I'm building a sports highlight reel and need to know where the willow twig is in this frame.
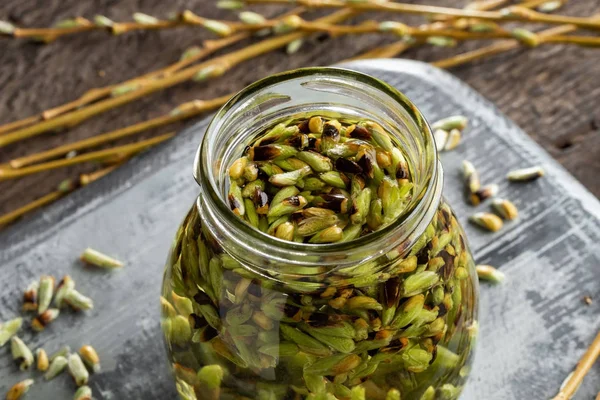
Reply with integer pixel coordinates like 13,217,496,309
7,13,238,42
243,0,600,31
520,0,568,10
0,34,243,135
348,0,527,60
11,20,98,43
0,133,175,181
2,0,585,44
0,189,65,227
292,19,600,46
551,330,600,400
0,7,304,135
432,14,598,69
0,9,353,149
41,33,247,121
8,95,231,168
0,116,41,135
79,163,122,185
4,8,304,42
0,163,121,227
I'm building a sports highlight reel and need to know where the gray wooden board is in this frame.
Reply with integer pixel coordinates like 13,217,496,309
0,59,598,399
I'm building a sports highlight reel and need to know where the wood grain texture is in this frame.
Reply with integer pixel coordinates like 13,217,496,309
0,0,598,222
0,59,598,400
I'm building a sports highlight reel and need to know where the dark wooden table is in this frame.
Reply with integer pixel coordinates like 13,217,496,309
0,0,599,219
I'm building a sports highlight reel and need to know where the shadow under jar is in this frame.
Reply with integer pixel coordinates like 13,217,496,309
161,68,478,400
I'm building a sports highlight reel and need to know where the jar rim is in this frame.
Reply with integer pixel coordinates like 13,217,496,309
195,67,440,260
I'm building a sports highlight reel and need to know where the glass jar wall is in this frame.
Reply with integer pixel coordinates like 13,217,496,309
160,68,478,400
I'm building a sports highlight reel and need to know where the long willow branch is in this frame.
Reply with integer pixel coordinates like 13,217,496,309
0,34,244,135
243,0,600,31
0,189,65,227
0,7,304,135
551,330,600,400
0,164,119,227
432,13,599,69
41,33,246,120
9,95,231,168
6,13,244,42
4,7,302,42
0,133,175,181
0,9,355,149
79,163,123,185
0,116,41,136
346,0,557,61
291,20,600,47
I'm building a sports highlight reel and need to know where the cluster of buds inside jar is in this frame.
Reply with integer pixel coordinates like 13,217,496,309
161,116,478,400
226,116,414,244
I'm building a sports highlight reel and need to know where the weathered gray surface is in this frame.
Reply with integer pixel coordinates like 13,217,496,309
0,60,598,399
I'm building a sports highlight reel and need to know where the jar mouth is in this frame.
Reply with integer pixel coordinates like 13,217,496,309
195,67,440,266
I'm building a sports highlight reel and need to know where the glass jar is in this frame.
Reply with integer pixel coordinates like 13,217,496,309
161,68,478,400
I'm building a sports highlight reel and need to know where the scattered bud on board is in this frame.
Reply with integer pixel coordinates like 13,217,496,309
462,160,481,199
470,184,498,206
80,248,123,268
0,317,23,347
73,386,93,400
22,281,39,312
79,345,101,373
64,289,94,311
491,198,519,220
54,275,75,308
507,166,544,182
32,309,60,332
432,115,468,131
68,353,89,386
476,265,505,284
36,348,49,372
5,379,34,400
45,356,68,380
49,346,70,362
433,129,449,152
443,129,461,151
37,275,55,314
11,336,34,370
469,212,503,232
